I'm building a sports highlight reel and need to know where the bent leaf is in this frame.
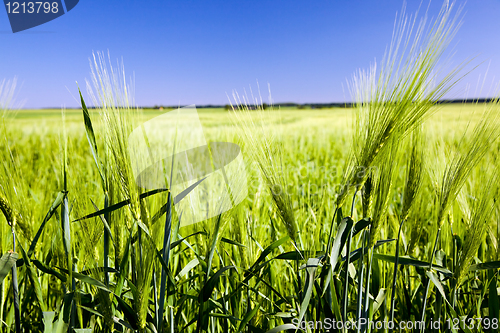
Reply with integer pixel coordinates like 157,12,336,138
0,251,18,285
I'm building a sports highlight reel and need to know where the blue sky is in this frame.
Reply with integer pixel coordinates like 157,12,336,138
1,0,500,108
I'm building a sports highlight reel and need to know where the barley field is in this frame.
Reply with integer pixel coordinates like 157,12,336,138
2,1,500,332
1,101,499,332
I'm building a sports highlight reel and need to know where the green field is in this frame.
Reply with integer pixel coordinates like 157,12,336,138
9,103,486,138
1,102,500,332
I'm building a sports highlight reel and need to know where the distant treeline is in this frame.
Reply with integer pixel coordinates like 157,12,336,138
41,98,498,110
145,98,495,110
145,98,498,110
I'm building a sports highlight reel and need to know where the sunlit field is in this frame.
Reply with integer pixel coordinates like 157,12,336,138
1,101,500,332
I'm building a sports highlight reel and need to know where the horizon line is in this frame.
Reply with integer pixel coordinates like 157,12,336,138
18,97,499,110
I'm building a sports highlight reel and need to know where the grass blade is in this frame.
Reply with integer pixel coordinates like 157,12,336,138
265,324,299,333
237,303,260,333
28,191,65,257
0,251,18,284
298,258,321,323
79,88,105,190
200,265,235,302
73,188,168,222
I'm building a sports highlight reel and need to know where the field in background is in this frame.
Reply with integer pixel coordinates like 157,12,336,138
10,103,487,132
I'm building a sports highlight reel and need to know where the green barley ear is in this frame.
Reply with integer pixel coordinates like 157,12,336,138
230,88,298,243
406,212,425,256
0,194,15,227
0,79,32,240
0,78,18,226
336,155,355,208
436,100,500,228
454,170,498,286
86,51,141,226
361,172,373,218
339,0,465,206
401,129,425,221
369,142,397,247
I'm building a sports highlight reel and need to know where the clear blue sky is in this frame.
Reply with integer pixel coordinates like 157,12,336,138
1,0,500,108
